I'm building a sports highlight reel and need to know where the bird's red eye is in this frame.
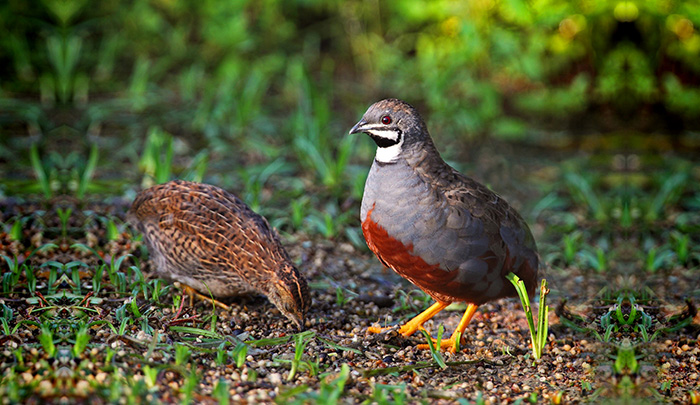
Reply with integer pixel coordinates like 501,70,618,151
381,115,392,125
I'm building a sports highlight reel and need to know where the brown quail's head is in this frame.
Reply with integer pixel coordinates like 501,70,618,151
266,263,311,331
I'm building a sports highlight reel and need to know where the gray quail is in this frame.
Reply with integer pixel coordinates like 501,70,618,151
350,98,539,352
127,180,311,330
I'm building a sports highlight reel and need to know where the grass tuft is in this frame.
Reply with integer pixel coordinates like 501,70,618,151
420,325,447,369
507,274,549,361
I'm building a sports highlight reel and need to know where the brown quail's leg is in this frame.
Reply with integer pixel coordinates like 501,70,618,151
177,283,231,311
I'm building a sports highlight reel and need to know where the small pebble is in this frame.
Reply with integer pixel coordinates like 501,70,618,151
75,380,90,395
269,373,282,385
39,380,52,393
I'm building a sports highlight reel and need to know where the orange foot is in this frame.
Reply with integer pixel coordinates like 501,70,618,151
417,331,464,353
367,302,479,353
367,301,448,336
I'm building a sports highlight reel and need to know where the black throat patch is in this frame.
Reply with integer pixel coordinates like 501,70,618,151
369,128,402,148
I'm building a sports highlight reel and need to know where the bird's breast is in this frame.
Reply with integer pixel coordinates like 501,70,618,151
360,160,461,301
361,204,458,300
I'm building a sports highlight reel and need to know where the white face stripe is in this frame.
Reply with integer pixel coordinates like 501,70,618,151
365,127,401,142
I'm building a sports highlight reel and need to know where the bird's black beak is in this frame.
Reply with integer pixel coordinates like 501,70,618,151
349,119,368,135
293,315,306,332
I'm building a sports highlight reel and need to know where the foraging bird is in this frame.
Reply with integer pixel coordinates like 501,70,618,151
350,99,538,352
127,180,311,330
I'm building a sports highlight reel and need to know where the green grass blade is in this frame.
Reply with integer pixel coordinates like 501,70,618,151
169,326,223,339
29,143,51,198
77,143,99,199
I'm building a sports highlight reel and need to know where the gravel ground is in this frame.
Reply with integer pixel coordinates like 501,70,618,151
1,142,699,403
2,220,698,404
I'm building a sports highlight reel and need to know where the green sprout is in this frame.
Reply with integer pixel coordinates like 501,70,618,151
317,364,351,404
420,324,447,369
174,343,190,366
506,274,549,361
213,380,230,405
287,330,315,381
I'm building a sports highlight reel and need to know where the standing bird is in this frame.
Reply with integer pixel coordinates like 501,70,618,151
127,180,311,330
350,99,538,352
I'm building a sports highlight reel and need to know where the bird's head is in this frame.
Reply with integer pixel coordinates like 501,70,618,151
267,265,311,331
349,98,430,164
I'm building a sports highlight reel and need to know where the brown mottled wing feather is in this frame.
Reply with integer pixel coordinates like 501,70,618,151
128,180,291,297
425,164,538,302
443,169,539,299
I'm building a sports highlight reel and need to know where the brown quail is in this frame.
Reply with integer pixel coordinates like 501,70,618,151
350,99,539,352
127,180,311,330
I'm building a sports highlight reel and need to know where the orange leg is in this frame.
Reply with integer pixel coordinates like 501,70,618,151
368,301,449,336
417,303,479,353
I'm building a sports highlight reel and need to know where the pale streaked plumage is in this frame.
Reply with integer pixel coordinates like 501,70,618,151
127,180,311,329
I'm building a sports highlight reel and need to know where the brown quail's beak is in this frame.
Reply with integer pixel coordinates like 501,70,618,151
291,314,305,332
297,316,306,332
349,119,369,135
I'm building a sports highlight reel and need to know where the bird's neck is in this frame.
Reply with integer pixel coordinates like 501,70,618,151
404,138,450,173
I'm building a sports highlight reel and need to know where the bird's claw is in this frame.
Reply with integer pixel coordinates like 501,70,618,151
416,335,464,353
366,324,398,336
367,324,428,337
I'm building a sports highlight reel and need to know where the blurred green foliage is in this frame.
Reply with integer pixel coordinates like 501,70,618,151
2,0,700,135
1,0,700,228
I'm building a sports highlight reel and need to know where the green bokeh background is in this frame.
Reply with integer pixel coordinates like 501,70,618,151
3,0,700,146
